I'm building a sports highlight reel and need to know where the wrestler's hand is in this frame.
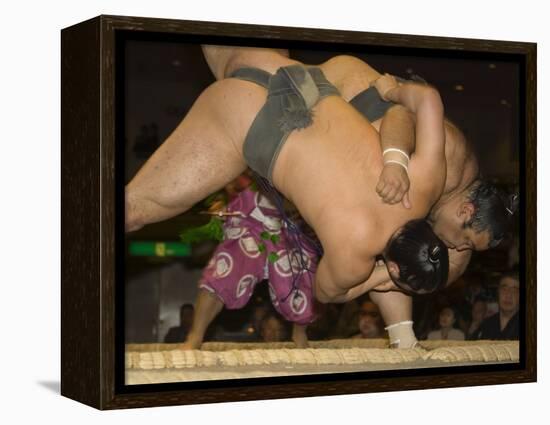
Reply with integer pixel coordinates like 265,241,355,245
376,163,411,208
373,73,399,101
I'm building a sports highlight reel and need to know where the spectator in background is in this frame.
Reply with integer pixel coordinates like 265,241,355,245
427,306,465,341
164,303,195,343
463,273,490,306
242,302,270,340
306,303,342,340
414,292,451,340
472,271,519,340
332,299,361,339
260,313,288,343
353,299,385,339
209,300,271,343
465,298,488,340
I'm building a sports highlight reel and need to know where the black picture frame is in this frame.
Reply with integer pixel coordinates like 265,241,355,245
61,14,536,410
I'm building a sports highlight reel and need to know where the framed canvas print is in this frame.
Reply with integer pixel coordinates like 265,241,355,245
61,14,536,410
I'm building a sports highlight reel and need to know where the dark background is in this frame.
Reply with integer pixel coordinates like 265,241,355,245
124,40,520,343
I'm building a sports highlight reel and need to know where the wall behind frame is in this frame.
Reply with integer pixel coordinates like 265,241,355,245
2,0,545,424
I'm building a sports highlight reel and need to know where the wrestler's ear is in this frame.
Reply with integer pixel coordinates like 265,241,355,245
458,201,475,223
387,261,400,280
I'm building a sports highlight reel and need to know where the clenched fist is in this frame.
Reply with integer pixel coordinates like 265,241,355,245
376,162,411,208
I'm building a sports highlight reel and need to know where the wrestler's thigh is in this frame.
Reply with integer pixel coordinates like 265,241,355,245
127,79,265,213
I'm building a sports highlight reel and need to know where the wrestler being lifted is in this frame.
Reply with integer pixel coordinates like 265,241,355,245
199,45,515,347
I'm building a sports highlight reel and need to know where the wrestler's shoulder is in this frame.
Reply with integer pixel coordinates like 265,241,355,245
321,209,380,257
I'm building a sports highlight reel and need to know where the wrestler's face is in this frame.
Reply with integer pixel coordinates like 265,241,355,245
430,201,491,251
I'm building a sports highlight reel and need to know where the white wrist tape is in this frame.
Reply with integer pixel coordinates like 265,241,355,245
383,149,409,172
383,159,408,172
383,148,410,162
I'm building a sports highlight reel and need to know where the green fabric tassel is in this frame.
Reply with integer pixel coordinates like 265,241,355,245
179,217,225,244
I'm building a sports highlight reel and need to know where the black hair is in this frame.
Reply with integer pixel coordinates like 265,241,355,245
385,219,449,294
465,180,518,248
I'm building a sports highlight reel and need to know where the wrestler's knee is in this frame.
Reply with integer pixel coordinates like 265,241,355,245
125,189,145,233
125,186,191,233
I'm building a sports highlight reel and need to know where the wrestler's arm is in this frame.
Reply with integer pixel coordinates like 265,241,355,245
314,249,392,304
376,105,415,208
381,76,447,200
313,224,379,306
374,75,446,208
332,263,393,303
366,251,469,349
321,57,416,208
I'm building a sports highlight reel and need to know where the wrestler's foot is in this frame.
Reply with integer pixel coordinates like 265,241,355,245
293,338,309,349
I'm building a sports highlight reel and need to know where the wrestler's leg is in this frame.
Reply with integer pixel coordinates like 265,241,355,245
291,324,309,348
369,290,418,348
125,79,262,232
181,289,224,350
201,45,293,81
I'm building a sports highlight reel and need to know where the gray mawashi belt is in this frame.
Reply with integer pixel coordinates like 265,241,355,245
230,65,339,181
